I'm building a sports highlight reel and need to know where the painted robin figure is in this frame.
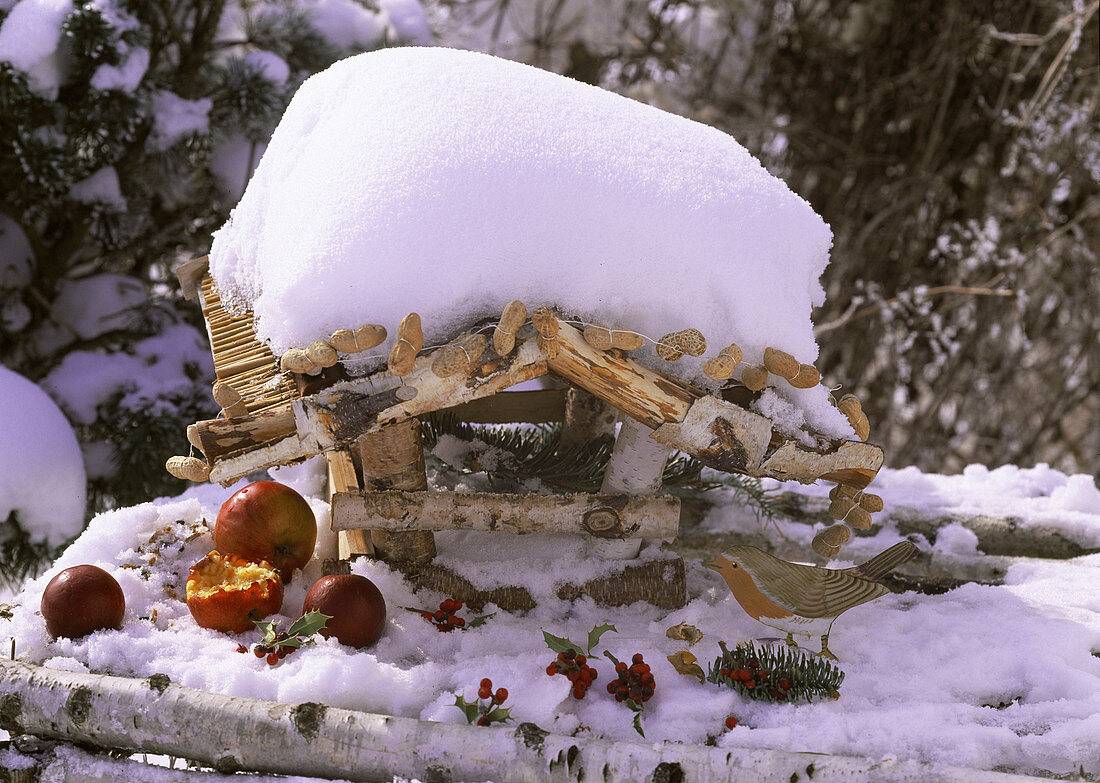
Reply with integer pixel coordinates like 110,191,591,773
703,541,918,659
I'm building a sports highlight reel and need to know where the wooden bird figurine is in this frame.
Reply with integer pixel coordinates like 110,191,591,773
703,541,919,660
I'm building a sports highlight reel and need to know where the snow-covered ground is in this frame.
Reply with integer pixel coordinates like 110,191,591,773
2,455,1097,778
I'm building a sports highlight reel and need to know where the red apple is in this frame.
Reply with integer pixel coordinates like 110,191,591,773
215,481,316,580
41,565,125,639
302,575,386,648
186,551,284,633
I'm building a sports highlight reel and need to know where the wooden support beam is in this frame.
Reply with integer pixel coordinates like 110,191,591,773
441,388,567,423
331,490,680,539
357,419,434,568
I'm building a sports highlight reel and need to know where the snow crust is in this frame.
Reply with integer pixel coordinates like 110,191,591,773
1,458,1097,777
210,47,840,425
0,367,86,545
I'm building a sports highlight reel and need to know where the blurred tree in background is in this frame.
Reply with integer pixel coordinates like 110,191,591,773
0,0,429,523
432,0,1099,475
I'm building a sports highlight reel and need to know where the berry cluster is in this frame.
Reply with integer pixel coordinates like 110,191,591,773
604,652,655,706
422,599,466,632
707,640,843,703
454,678,512,726
717,657,792,700
235,630,298,666
546,648,598,700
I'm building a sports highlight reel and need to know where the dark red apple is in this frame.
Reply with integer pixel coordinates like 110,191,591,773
303,575,386,648
215,481,316,579
186,551,284,633
41,565,125,639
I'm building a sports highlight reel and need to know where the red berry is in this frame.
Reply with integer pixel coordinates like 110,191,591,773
606,682,616,693
573,687,585,699
477,716,490,726
266,653,279,665
576,654,586,665
495,688,508,702
632,653,644,664
480,678,492,690
236,644,247,653
452,600,463,611
478,687,492,700
779,678,791,690
421,611,432,620
546,663,558,676
725,716,738,730
744,680,755,689
434,610,448,621
615,661,627,673
254,647,265,658
453,617,465,627
589,668,598,681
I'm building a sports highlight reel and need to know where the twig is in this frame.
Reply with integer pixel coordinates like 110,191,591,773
815,285,1014,335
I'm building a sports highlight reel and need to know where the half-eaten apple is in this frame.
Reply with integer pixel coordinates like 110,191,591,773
186,551,283,633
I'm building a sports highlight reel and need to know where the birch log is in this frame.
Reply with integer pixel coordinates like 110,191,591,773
357,418,435,567
595,418,671,559
0,661,1035,783
331,490,680,539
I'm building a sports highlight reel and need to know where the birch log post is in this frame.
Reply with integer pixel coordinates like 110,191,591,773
0,661,1036,783
356,418,435,568
595,418,671,559
557,387,618,451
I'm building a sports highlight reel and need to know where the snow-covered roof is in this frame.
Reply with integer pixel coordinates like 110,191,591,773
210,47,832,371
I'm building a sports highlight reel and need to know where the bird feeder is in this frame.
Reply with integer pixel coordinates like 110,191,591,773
171,256,885,610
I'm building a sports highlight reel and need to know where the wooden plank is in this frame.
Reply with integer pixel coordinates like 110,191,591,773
327,450,372,559
331,489,681,539
442,388,567,423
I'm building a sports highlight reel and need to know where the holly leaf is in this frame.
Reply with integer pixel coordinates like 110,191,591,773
586,623,617,654
542,631,584,656
485,706,512,723
468,612,495,628
253,619,279,644
287,610,331,639
453,694,480,724
632,712,645,737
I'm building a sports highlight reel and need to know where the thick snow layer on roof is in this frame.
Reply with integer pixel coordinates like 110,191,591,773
0,366,86,545
210,48,835,395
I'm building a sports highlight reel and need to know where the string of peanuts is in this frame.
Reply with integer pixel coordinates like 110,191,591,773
267,307,870,426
